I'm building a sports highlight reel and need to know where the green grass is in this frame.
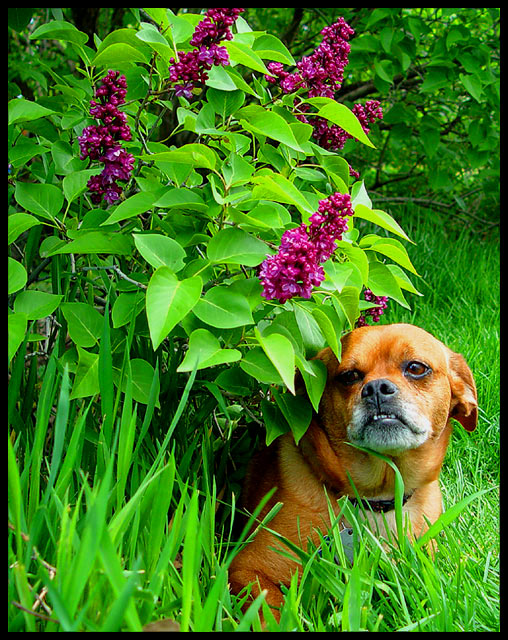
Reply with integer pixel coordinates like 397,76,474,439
8,206,499,631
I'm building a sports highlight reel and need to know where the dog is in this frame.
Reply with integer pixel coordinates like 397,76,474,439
229,323,477,620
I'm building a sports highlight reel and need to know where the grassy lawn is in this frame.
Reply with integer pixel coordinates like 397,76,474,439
8,206,499,632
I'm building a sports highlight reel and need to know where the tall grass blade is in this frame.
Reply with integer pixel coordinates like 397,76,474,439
180,490,200,632
415,487,492,549
98,296,114,448
28,352,57,523
98,530,143,631
62,421,119,619
8,435,24,564
42,365,70,505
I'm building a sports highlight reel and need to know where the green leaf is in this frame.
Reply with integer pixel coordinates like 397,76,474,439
63,169,99,204
207,227,269,267
60,302,103,348
237,105,306,152
29,20,88,45
166,10,195,45
386,264,423,297
8,98,56,125
8,213,41,245
101,190,163,225
273,390,312,444
205,64,241,92
420,68,449,93
323,259,363,293
360,235,419,275
240,348,284,385
153,187,207,212
8,257,27,294
48,231,133,256
251,171,315,214
176,328,241,372
224,40,269,74
8,312,27,363
93,42,148,67
255,328,295,394
353,203,413,243
252,34,295,65
304,97,375,148
294,305,325,356
136,23,172,61
335,242,370,287
146,267,202,350
70,347,100,399
367,260,410,309
331,287,360,330
296,358,327,413
214,366,252,395
207,88,245,119
14,182,63,222
112,291,145,328
13,290,63,320
133,233,186,272
459,73,484,103
193,286,254,329
118,359,160,406
261,399,291,445
140,144,217,171
311,306,343,361
374,58,394,84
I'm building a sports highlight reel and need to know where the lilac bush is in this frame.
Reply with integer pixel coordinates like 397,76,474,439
9,8,419,454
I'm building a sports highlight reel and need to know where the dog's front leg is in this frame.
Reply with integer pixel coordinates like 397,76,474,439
229,567,284,623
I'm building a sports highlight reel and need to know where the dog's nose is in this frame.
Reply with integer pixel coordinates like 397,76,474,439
361,378,399,405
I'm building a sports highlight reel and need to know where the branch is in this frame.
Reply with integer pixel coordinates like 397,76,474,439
370,194,499,227
81,265,147,289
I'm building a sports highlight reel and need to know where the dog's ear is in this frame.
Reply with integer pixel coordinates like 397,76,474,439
447,351,478,432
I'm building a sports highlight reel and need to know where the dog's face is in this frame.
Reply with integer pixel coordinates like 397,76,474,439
315,323,477,456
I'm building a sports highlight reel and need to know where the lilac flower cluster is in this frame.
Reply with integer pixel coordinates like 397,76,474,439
265,17,383,153
356,289,388,326
309,99,383,152
259,192,354,303
265,17,354,98
78,70,134,205
169,8,244,99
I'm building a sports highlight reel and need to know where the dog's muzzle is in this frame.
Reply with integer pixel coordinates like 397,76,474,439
348,378,430,453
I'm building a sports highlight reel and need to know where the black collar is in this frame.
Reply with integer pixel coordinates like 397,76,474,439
349,490,414,513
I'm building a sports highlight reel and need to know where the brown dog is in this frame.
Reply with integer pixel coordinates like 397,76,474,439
229,323,477,619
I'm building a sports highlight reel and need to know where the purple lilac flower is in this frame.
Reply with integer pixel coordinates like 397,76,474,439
78,70,134,205
259,192,354,304
169,8,244,98
356,289,389,326
265,17,354,98
265,17,383,153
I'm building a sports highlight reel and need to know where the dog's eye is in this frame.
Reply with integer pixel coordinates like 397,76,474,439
404,361,431,379
337,369,363,386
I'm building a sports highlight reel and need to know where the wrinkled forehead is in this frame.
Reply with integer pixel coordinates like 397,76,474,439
339,324,449,370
